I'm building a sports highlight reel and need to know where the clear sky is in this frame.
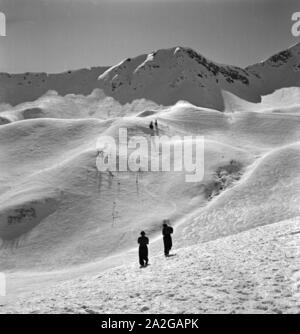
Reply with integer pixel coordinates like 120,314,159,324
0,0,299,73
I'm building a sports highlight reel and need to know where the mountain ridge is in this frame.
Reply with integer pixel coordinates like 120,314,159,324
1,43,300,109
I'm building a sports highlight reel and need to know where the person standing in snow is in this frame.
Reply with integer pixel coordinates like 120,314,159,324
138,231,149,267
162,220,173,256
149,121,154,131
154,119,159,135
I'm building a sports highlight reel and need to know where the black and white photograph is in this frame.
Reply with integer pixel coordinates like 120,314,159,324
0,0,299,317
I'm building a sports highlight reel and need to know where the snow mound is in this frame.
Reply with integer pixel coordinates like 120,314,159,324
224,87,300,114
136,109,159,117
179,143,300,246
0,89,162,124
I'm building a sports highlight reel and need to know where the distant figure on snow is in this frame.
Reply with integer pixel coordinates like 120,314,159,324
138,231,149,267
149,121,154,131
162,220,173,256
154,119,158,129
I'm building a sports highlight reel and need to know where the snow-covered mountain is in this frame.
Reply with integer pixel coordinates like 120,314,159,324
97,44,300,110
246,43,300,96
1,43,300,110
0,43,300,314
97,46,259,110
0,67,108,107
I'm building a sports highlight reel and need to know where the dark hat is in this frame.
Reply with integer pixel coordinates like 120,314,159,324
163,219,169,226
141,231,146,236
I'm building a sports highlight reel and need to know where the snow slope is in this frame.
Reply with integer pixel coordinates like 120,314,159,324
178,143,300,247
3,217,300,314
0,44,300,314
0,113,254,270
0,101,299,272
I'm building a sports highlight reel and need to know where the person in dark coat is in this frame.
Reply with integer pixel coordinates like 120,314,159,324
138,231,149,267
162,220,173,256
149,121,154,130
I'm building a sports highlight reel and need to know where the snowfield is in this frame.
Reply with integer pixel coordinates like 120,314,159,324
0,44,300,313
2,217,300,314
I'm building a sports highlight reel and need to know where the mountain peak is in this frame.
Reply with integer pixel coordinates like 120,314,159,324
1,44,299,109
